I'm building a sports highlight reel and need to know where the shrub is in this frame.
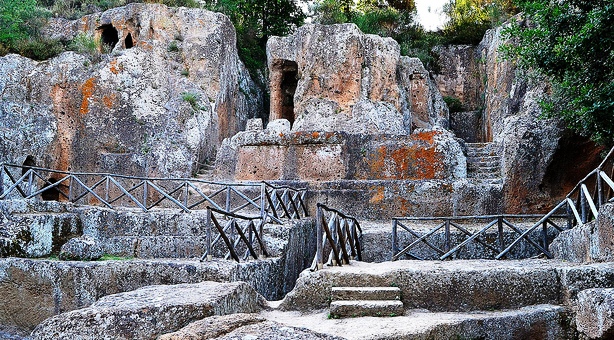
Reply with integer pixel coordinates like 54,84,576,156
15,37,64,60
443,96,465,113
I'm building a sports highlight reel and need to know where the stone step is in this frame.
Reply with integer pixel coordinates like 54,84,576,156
329,300,404,318
467,164,501,171
466,156,501,165
332,287,401,301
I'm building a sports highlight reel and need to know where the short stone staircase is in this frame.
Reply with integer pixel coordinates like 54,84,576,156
466,142,502,183
329,287,403,318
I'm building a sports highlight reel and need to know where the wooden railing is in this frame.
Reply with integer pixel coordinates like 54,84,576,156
393,146,614,261
312,203,362,270
392,214,566,261
264,182,308,222
0,164,309,220
200,207,269,262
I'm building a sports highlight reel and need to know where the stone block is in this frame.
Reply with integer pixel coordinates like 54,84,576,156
296,144,346,181
576,288,614,339
235,145,287,180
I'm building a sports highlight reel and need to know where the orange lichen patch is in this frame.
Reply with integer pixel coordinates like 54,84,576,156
412,130,440,144
312,131,320,138
413,146,443,179
102,93,117,108
369,187,385,204
109,60,120,74
80,77,96,115
390,148,412,176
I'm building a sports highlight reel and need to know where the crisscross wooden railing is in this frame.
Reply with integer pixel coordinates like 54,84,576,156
392,214,566,261
311,203,362,270
200,206,269,262
264,182,308,221
0,163,264,215
393,146,614,261
496,146,614,259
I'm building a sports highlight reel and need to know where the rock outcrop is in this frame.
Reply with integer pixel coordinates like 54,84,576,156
159,313,344,340
551,203,614,263
0,3,262,178
31,281,263,340
432,22,603,213
266,23,448,134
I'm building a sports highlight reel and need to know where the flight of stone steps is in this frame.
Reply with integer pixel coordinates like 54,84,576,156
329,286,404,318
466,142,502,183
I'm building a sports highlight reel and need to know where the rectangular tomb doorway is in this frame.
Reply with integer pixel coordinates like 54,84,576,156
270,60,298,127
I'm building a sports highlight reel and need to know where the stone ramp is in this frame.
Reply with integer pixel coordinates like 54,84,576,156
279,260,614,312
261,305,572,340
31,281,263,340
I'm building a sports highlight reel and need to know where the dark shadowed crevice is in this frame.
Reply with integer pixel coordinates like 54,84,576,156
125,33,134,49
280,61,298,127
22,155,36,176
41,178,60,201
540,133,604,199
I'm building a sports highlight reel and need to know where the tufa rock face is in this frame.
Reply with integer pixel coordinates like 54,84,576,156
432,23,603,213
0,3,262,178
266,23,448,134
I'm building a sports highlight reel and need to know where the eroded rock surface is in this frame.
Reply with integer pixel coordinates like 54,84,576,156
59,235,103,261
267,23,448,134
159,313,343,340
575,288,614,339
0,3,261,178
31,281,263,340
551,203,614,263
432,23,603,213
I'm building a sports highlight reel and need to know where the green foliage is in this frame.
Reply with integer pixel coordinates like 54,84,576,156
203,0,305,78
444,96,465,113
0,0,43,47
98,254,134,261
442,0,518,44
167,40,179,52
68,32,100,54
502,0,614,145
15,36,64,60
181,91,203,111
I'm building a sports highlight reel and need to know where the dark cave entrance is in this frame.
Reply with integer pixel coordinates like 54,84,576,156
22,155,36,176
41,178,60,201
99,24,119,50
125,33,134,49
280,61,298,126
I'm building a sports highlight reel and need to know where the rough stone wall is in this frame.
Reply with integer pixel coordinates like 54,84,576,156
215,128,466,182
266,23,448,134
0,3,262,178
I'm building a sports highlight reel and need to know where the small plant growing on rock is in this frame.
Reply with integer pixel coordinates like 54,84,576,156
168,40,179,52
181,69,189,77
181,92,203,111
69,32,101,56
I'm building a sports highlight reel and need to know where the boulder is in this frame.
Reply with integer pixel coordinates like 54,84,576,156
30,281,263,340
551,203,614,263
575,288,614,339
266,23,448,134
0,3,262,179
59,235,103,261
